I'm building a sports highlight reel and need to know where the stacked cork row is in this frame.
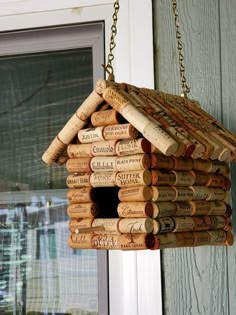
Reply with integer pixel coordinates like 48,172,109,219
67,109,233,250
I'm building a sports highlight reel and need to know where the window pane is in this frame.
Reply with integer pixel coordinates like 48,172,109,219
0,48,99,314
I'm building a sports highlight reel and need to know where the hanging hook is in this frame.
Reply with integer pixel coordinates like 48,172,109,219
102,0,120,81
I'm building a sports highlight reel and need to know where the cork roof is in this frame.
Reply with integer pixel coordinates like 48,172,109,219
42,79,236,165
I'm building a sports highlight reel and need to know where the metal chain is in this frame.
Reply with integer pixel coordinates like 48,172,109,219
172,0,190,98
103,0,120,81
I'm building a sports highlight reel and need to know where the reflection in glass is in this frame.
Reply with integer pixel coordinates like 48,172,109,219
0,48,98,314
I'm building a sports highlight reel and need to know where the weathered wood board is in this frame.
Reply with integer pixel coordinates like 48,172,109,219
153,0,236,314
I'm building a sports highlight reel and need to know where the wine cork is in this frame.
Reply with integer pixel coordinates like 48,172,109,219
66,173,91,188
209,161,230,175
116,138,151,156
223,191,231,204
156,217,175,234
193,231,211,246
190,186,211,200
151,186,176,202
151,144,163,154
188,201,211,215
152,202,177,218
92,218,121,233
90,172,117,187
118,218,154,233
175,202,195,216
118,186,153,202
90,156,117,172
205,215,226,230
68,233,93,249
192,216,211,231
224,204,232,217
206,188,226,201
116,154,151,172
142,121,179,156
207,230,227,243
150,154,174,170
115,170,152,188
172,216,195,232
117,202,153,218
189,171,209,186
67,203,99,218
175,232,194,247
91,233,158,250
172,171,195,186
172,157,193,171
91,234,120,249
55,154,68,166
132,91,188,157
42,136,67,165
95,79,120,94
91,140,117,156
103,123,139,140
67,188,97,203
158,233,177,248
152,219,160,234
78,126,105,143
42,90,104,165
151,170,176,186
67,143,92,158
223,217,232,232
223,178,231,191
66,158,92,173
206,174,227,188
69,218,94,233
193,159,212,173
172,187,194,201
91,109,122,127
218,231,234,246
103,87,179,156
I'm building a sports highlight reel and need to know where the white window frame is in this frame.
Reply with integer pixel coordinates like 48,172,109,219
0,1,162,314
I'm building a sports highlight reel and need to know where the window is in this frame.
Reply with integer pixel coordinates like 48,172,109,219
0,23,106,314
0,1,162,314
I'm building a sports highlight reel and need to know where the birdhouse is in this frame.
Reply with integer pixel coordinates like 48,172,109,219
42,79,234,250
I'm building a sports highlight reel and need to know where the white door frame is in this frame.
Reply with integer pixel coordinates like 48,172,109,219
0,1,162,314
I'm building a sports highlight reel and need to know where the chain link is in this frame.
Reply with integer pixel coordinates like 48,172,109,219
103,0,120,81
172,0,190,98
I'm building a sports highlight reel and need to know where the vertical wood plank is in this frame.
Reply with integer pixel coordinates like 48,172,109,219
220,1,236,314
153,0,230,314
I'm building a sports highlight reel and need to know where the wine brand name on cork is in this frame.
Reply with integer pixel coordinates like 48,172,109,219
116,138,151,156
116,154,151,172
91,140,117,156
118,218,154,234
103,123,139,140
152,186,176,202
117,202,153,218
78,126,105,143
118,186,153,202
66,157,92,173
90,171,117,187
116,170,152,187
66,173,91,188
67,203,99,218
90,156,117,172
67,187,96,203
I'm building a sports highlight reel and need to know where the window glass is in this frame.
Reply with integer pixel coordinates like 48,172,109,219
0,48,99,314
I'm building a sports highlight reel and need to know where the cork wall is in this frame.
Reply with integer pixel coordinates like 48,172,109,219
153,0,236,314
